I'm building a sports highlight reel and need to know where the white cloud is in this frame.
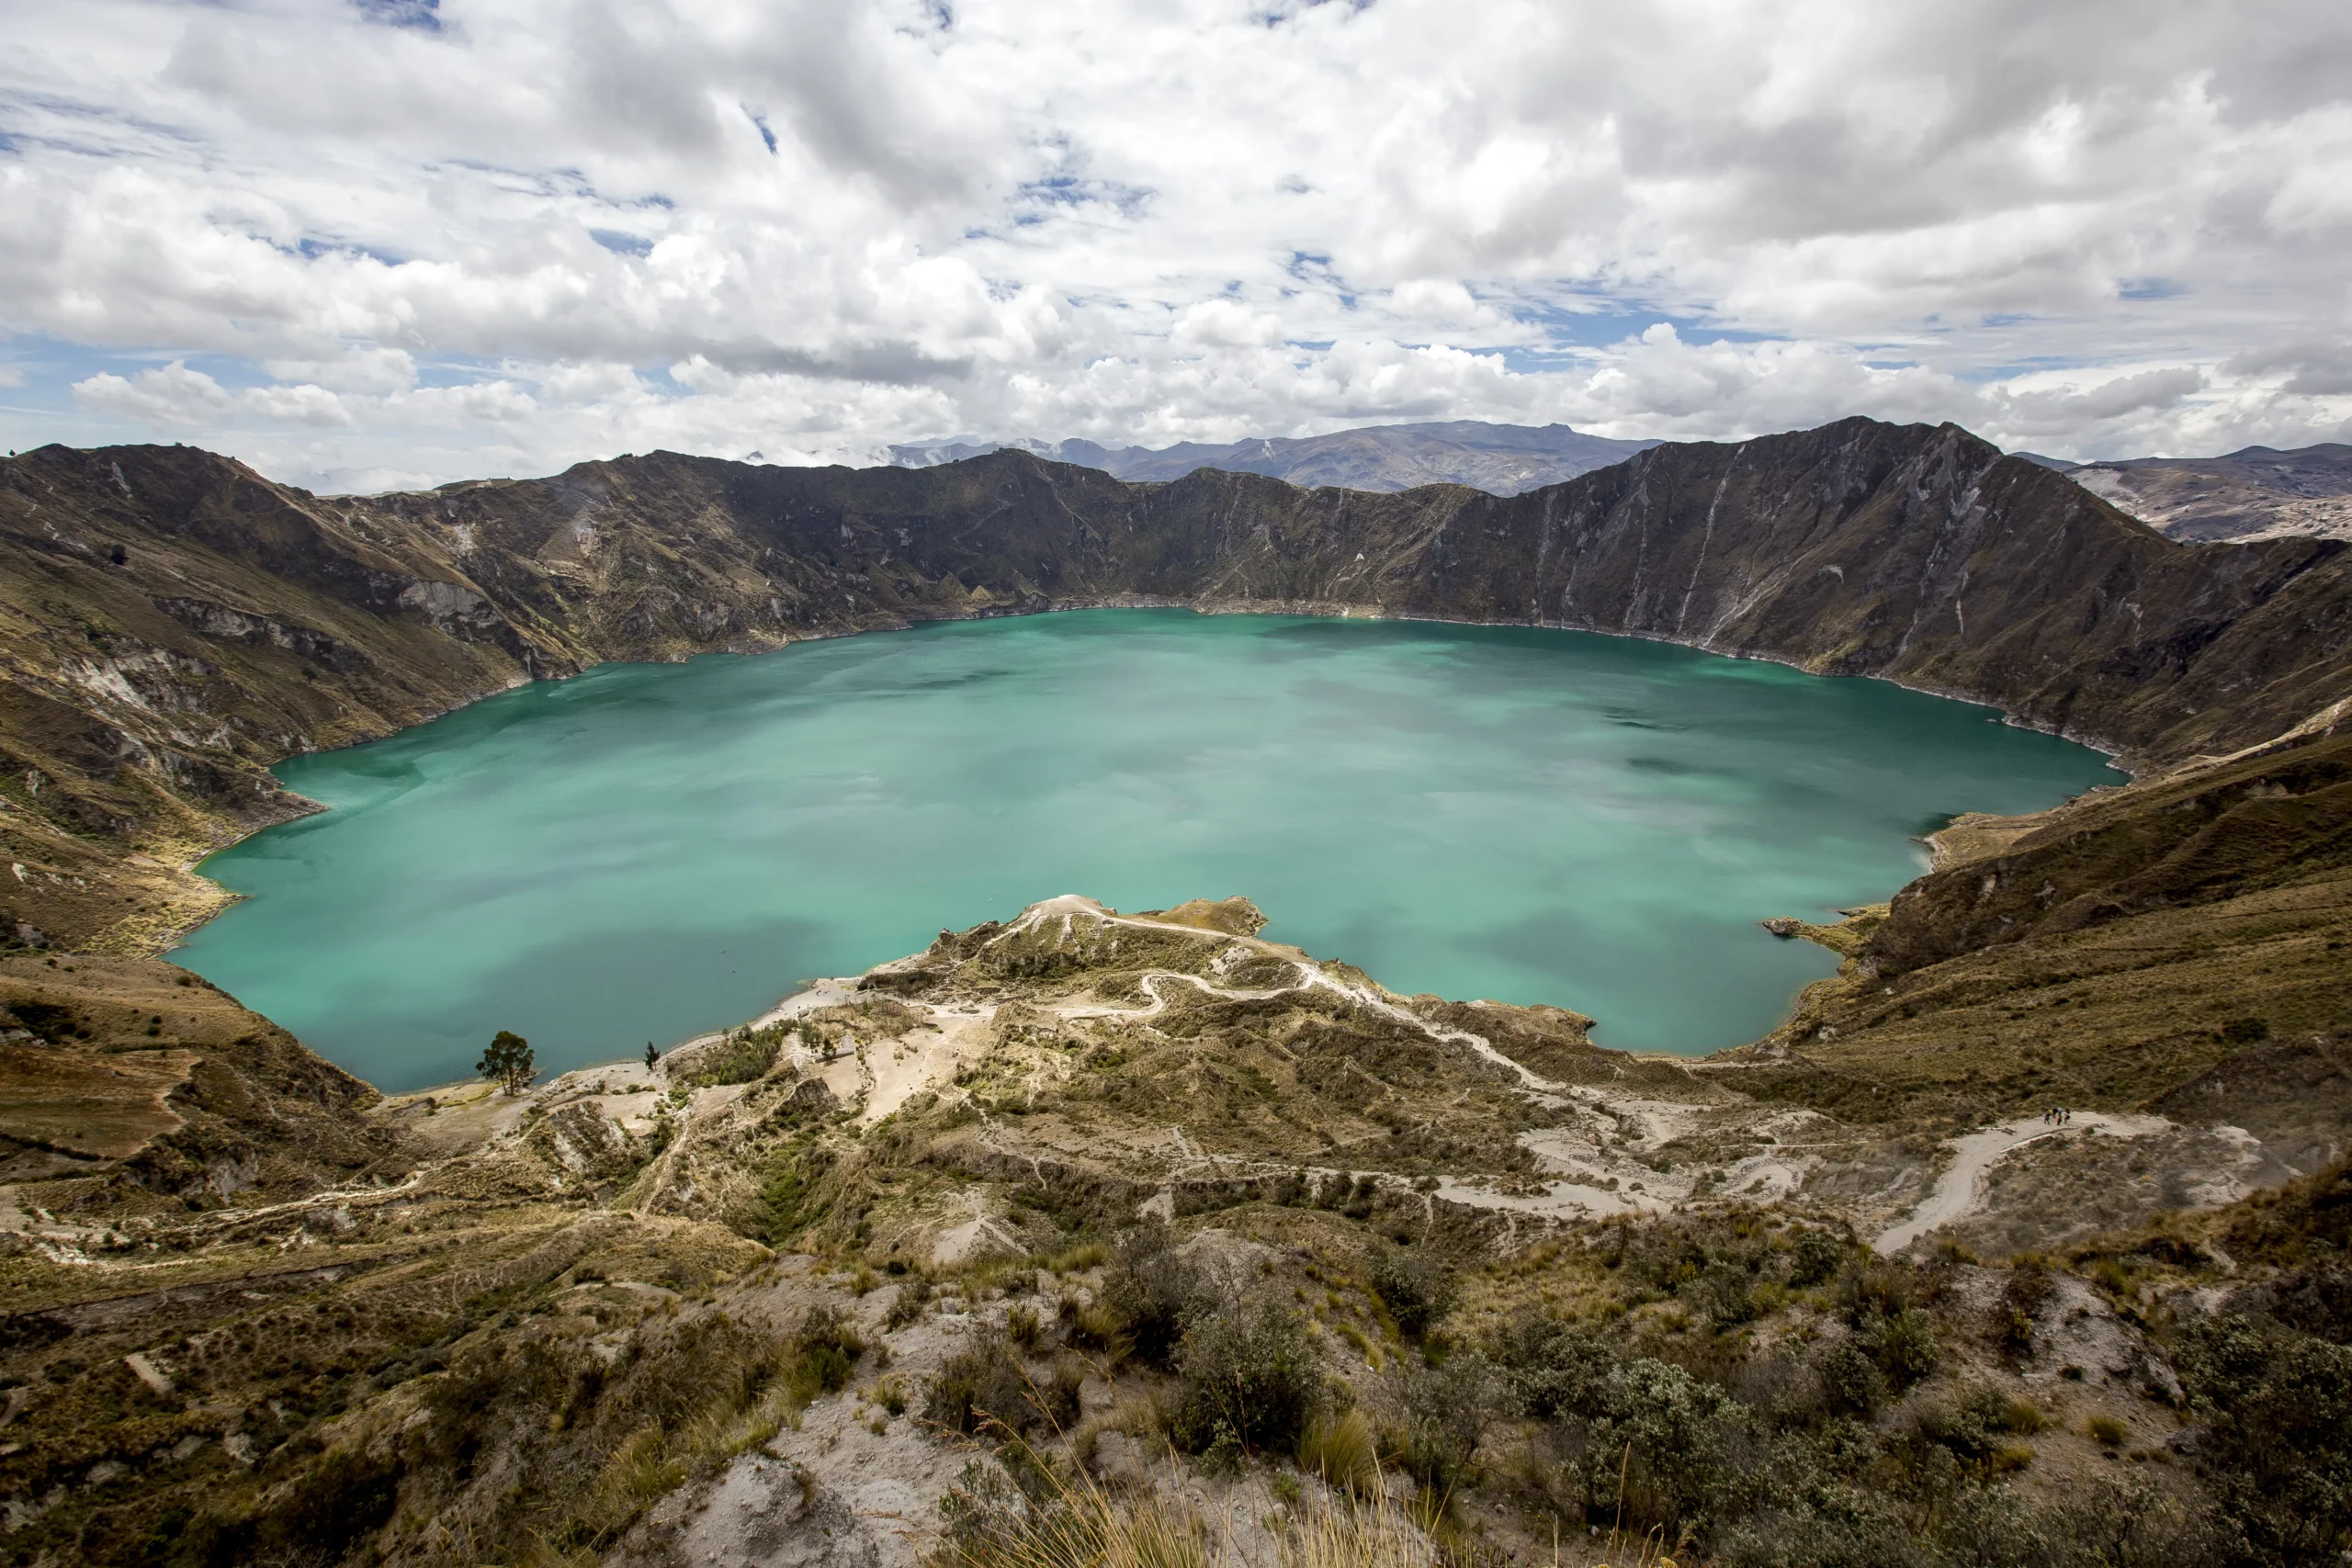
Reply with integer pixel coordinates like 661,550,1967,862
4,0,2350,482
72,362,236,427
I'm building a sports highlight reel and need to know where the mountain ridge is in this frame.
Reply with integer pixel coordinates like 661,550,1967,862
2060,441,2352,544
889,420,2352,547
888,417,1660,493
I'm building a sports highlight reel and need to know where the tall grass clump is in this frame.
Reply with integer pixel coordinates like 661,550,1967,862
933,1445,1442,1568
935,1450,1207,1568
1295,1409,1379,1497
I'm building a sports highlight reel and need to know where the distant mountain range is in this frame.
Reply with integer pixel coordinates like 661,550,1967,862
2042,444,2352,544
888,420,1660,495
892,421,2352,545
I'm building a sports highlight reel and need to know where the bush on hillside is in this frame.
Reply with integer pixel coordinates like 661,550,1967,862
2177,1314,2352,1564
1490,1311,1613,1419
1166,1297,1318,1458
1388,1355,1498,1499
1368,1246,1457,1338
926,1330,1072,1439
788,1306,865,1402
1786,1225,1850,1288
682,1026,782,1087
1100,1218,1203,1370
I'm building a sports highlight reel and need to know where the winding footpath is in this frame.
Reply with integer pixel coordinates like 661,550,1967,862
1872,1111,2171,1254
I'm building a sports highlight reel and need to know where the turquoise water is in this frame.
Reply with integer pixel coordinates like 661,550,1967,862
178,611,2119,1091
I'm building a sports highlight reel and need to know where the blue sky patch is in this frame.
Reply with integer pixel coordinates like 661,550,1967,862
353,0,441,31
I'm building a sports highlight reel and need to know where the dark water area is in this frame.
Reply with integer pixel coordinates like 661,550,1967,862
178,611,2120,1091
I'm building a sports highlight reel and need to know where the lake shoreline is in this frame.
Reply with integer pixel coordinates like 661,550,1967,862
161,606,2117,1100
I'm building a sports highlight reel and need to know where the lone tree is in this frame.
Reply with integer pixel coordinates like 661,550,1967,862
643,1040,659,1071
480,1030,536,1096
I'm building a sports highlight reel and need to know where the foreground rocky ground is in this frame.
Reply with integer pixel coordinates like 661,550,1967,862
0,884,2344,1567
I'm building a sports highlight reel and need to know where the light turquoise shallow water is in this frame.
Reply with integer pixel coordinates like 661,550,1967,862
177,611,2120,1092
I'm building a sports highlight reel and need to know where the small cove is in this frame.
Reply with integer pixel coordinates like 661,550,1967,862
176,610,2120,1091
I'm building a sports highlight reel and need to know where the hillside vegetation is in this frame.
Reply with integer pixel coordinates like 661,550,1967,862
0,897,2344,1566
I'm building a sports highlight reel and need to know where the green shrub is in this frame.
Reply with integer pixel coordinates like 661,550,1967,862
1390,1356,1495,1499
1914,1384,2041,1467
788,1306,865,1401
1938,1477,2233,1568
752,1136,832,1246
1166,1300,1318,1456
1101,1220,1203,1370
1691,1260,1761,1325
1489,1311,1611,1419
1368,1247,1457,1338
1732,1352,1828,1429
1859,1305,1940,1390
885,1273,933,1329
1835,1259,1917,1324
1568,1357,1744,1536
2177,1318,2352,1564
1036,1359,1083,1435
924,1331,1075,1439
1814,1340,1886,1418
685,1027,783,1087
1716,1498,1928,1568
1996,1258,2054,1357
1786,1226,1849,1289
926,1335,1033,1438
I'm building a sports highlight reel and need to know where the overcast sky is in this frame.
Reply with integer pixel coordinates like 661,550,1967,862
2,0,2348,491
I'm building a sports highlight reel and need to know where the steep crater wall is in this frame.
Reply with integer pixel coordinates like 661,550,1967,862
3,416,2349,953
